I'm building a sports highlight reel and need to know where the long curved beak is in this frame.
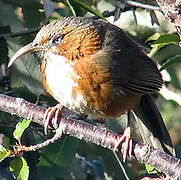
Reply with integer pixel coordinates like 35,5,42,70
8,42,40,67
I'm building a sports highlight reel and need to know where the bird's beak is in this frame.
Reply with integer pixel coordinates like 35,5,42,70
8,42,40,67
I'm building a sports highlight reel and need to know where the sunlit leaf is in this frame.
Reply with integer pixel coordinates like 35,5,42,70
151,34,179,50
13,119,31,141
9,157,29,180
145,32,160,43
145,164,156,174
0,145,10,162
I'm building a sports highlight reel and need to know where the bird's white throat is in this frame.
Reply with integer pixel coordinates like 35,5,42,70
44,52,88,113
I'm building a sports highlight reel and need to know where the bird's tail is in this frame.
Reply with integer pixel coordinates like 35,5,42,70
133,94,175,156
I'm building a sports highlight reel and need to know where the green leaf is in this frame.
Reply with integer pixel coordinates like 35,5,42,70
145,164,156,174
151,43,181,91
8,37,45,96
13,119,31,141
70,0,106,20
160,54,181,71
2,135,10,148
151,34,179,50
39,137,80,168
145,32,160,43
9,157,29,180
0,145,10,162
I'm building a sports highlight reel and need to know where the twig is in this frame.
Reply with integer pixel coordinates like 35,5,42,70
0,28,40,38
65,0,76,16
113,151,130,180
0,93,181,179
0,1,160,38
108,0,160,11
124,0,160,11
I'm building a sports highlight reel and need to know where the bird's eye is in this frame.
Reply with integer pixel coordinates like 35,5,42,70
52,36,62,45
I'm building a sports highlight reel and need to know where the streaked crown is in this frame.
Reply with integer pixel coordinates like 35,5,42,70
33,17,102,61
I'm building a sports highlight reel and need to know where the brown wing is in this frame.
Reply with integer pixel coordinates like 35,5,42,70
92,20,174,156
115,50,163,95
93,20,163,95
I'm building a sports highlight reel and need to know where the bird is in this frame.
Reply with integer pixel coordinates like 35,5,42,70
8,16,175,159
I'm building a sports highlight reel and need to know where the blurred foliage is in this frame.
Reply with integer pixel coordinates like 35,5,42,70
0,0,181,179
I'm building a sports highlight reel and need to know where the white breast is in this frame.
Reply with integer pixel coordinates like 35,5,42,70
44,52,88,113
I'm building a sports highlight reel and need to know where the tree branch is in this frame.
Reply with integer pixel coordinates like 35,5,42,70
0,93,180,179
123,0,160,11
0,1,161,39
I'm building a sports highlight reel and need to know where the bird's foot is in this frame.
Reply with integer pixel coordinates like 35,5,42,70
114,126,132,162
43,104,64,134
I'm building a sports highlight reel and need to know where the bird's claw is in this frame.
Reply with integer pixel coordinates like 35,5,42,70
43,104,64,135
114,126,132,162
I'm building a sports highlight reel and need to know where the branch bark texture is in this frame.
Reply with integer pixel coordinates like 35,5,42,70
0,93,181,179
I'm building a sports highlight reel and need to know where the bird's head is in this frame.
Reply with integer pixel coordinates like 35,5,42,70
8,17,102,67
